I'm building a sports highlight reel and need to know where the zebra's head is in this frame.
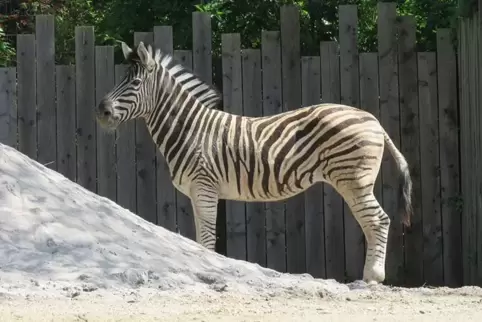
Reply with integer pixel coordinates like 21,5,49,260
96,41,158,132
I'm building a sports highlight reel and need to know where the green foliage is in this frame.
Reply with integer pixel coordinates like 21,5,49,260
458,0,479,17
0,0,463,66
196,0,457,54
0,25,16,67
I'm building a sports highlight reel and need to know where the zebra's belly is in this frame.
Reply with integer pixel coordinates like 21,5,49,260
217,173,324,202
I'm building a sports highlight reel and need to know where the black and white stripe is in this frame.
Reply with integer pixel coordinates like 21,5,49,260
96,41,413,285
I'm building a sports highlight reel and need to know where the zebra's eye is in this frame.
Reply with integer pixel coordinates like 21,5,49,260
131,78,142,86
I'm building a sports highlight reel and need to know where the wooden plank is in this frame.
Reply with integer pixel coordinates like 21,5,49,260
458,18,477,285
134,32,158,225
464,16,480,285
154,26,173,54
478,2,482,286
475,14,482,285
115,64,137,214
17,34,37,160
154,25,177,233
301,56,324,278
320,41,344,282
95,46,117,202
418,52,443,285
75,26,96,192
221,33,246,261
338,4,363,282
359,52,383,281
0,68,17,148
397,16,423,286
242,48,266,266
377,2,403,285
56,65,76,181
467,15,479,286
261,30,286,272
36,15,56,170
172,50,196,241
359,53,381,213
457,20,468,284
192,12,212,84
472,15,481,285
280,4,305,274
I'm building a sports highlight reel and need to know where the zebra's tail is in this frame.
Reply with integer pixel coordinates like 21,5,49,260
382,129,413,227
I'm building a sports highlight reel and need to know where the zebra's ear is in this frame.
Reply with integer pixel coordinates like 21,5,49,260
136,41,151,67
121,42,133,60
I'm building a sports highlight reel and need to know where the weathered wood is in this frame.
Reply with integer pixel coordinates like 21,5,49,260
134,32,158,225
436,28,462,287
359,53,381,211
115,64,137,214
261,30,286,272
75,26,96,192
154,26,173,54
359,52,379,269
377,3,404,285
397,16,423,286
478,3,482,286
458,18,476,285
302,56,324,278
221,33,247,261
320,41,344,282
418,52,443,286
17,34,37,160
280,5,305,274
242,48,266,266
192,12,212,84
36,15,56,170
154,26,177,233
173,50,196,241
0,68,17,148
56,65,76,181
95,46,117,202
339,4,363,282
459,16,479,285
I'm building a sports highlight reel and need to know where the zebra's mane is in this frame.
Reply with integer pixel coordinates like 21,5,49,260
126,43,223,109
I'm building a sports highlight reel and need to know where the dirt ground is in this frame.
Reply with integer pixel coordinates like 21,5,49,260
1,286,482,322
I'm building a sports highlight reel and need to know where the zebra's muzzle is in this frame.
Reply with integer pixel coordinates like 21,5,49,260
96,99,119,132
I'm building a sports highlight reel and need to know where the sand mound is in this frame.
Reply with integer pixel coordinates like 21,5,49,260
0,143,350,299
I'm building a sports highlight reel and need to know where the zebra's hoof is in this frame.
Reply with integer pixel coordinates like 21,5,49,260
363,266,385,284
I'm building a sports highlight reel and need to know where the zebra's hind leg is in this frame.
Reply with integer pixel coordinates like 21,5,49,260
345,191,390,284
189,181,219,252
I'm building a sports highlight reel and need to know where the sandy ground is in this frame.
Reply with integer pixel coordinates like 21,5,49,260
1,287,482,321
1,142,482,321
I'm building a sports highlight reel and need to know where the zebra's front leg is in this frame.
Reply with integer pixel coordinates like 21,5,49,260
189,183,219,252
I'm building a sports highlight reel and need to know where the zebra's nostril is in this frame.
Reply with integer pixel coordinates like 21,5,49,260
103,110,111,117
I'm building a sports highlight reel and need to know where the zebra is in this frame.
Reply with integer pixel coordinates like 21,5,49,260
95,41,413,285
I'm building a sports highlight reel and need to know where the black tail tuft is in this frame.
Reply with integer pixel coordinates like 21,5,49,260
399,165,413,227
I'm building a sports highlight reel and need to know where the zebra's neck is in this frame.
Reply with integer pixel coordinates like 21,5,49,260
143,53,222,165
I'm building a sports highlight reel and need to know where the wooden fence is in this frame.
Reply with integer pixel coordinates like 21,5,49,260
458,1,482,287
0,3,465,287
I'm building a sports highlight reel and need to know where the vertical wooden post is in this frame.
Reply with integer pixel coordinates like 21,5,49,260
398,16,423,286
261,30,287,272
377,2,404,285
36,15,56,170
95,46,117,202
222,33,247,261
320,40,344,282
242,48,266,266
56,65,76,181
302,55,325,278
133,32,158,225
75,26,96,192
